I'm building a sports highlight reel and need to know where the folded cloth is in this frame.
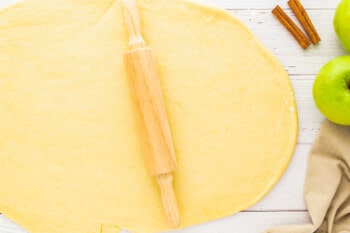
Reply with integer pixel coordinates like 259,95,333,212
265,120,350,233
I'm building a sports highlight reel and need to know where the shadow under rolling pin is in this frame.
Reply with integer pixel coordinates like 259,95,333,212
121,0,180,229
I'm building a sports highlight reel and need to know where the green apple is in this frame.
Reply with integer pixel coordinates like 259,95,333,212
313,56,350,125
334,0,350,52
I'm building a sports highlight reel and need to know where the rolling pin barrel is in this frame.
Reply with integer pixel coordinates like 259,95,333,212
122,0,180,228
124,48,177,175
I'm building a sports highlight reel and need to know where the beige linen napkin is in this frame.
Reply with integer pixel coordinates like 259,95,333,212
265,120,350,233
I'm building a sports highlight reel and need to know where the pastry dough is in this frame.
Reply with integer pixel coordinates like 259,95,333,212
0,0,298,232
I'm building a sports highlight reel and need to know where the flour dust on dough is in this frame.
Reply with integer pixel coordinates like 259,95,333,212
0,0,298,232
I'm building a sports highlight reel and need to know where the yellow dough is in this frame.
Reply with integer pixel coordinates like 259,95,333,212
0,0,298,232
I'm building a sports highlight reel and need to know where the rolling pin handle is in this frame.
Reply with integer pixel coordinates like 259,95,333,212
156,173,181,228
122,0,146,49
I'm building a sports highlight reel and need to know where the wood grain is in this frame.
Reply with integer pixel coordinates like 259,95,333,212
122,0,180,228
124,48,177,175
229,9,345,75
169,212,311,233
0,212,311,233
124,48,180,228
156,173,181,228
191,0,338,9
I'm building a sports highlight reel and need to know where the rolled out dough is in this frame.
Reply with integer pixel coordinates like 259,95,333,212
0,0,298,232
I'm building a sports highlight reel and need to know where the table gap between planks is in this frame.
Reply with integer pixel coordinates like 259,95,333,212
0,0,342,232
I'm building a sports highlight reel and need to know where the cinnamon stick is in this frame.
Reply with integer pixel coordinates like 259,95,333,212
288,0,321,44
272,5,311,49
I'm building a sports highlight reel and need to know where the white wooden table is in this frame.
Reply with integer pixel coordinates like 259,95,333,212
0,0,344,232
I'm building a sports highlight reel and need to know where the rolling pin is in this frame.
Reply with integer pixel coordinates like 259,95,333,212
121,0,180,228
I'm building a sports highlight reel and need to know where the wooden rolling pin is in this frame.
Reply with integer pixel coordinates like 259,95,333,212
121,0,180,228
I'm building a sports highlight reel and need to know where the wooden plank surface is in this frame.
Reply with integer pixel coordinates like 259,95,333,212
0,212,312,233
192,0,338,9
231,9,346,75
170,212,312,233
0,0,342,232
